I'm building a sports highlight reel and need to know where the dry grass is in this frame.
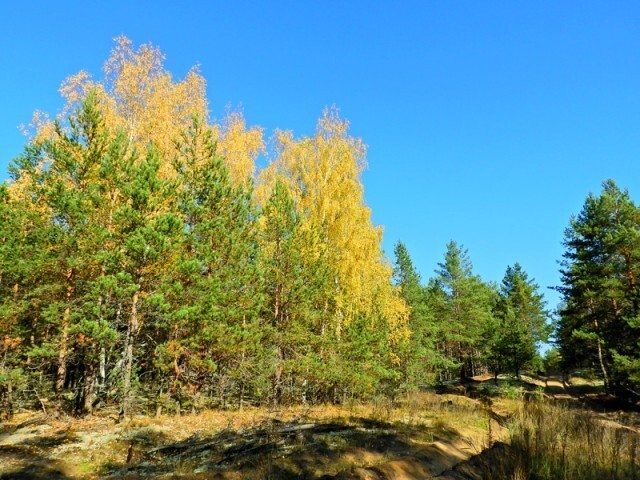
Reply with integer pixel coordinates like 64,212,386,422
1,391,499,479
24,384,634,479
20,384,640,479
497,398,640,480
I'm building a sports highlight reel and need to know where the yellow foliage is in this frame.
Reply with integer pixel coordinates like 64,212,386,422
258,107,408,338
42,36,264,184
213,109,265,185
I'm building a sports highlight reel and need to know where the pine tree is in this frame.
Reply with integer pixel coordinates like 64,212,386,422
76,122,135,414
156,116,264,412
558,180,640,394
491,263,550,379
0,182,37,417
392,241,440,389
6,93,119,411
429,241,495,380
261,179,331,404
111,144,182,419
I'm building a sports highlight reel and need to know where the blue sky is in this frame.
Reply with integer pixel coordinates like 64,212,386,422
2,1,640,313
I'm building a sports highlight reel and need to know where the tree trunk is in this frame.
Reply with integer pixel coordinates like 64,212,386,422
98,347,106,392
56,269,74,409
623,251,638,313
596,331,609,390
274,344,284,405
588,300,610,391
156,389,164,418
273,279,285,405
82,355,97,414
86,265,107,413
5,379,13,419
121,288,140,420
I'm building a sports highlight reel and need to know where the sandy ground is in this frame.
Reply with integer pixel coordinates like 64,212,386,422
4,376,635,479
0,392,505,480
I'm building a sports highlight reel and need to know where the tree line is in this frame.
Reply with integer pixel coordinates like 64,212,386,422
0,38,636,418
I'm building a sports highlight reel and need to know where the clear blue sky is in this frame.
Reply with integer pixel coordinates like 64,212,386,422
3,1,640,313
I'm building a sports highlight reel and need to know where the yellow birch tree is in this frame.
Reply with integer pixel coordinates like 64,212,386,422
24,36,263,184
258,108,408,344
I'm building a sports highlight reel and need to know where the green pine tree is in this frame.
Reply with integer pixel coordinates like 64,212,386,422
261,179,331,404
491,263,550,379
156,116,264,412
392,241,440,389
429,241,495,380
558,180,640,395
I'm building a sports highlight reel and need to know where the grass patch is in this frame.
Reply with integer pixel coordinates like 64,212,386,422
499,398,640,480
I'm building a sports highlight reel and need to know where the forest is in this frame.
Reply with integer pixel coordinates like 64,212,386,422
0,37,639,425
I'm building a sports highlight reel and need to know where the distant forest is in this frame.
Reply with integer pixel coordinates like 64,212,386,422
1,38,638,418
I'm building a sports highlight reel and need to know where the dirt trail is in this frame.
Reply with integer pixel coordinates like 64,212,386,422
369,374,640,480
518,374,640,434
335,437,506,480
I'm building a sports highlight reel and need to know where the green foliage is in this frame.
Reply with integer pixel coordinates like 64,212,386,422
9,90,640,419
261,179,333,403
489,263,550,378
393,241,441,389
158,116,266,409
391,240,544,387
429,241,496,380
2,96,416,415
558,180,640,395
542,348,562,374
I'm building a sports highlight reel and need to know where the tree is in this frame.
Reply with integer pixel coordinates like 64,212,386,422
258,109,407,338
111,144,182,419
558,180,640,394
155,116,265,412
35,36,263,185
491,263,550,379
257,109,408,399
7,93,121,412
0,182,38,417
429,241,495,380
3,37,441,414
260,179,331,404
543,348,563,376
392,241,440,389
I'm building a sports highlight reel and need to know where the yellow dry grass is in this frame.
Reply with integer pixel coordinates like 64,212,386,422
1,391,505,479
